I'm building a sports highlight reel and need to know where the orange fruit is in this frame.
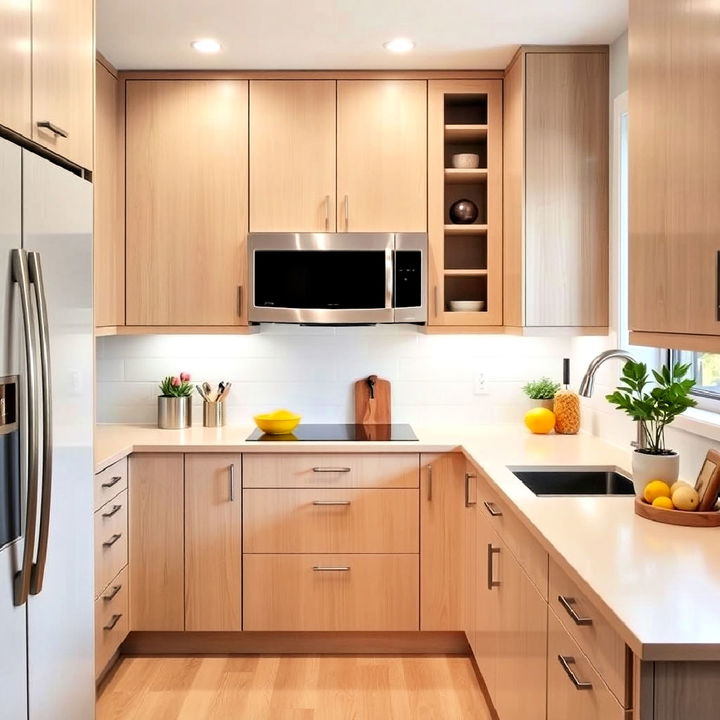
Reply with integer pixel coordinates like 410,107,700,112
644,480,672,504
651,496,674,510
524,407,556,434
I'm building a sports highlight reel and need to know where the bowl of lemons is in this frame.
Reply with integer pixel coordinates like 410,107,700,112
253,409,302,435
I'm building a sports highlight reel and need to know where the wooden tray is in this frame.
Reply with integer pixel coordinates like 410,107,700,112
634,497,720,527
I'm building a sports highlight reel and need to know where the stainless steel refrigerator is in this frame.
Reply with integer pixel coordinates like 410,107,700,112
0,137,94,719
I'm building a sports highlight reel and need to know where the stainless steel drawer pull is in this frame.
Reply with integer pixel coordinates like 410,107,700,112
312,467,351,473
312,500,351,506
427,464,433,501
101,504,122,518
102,584,122,601
483,501,503,517
558,595,593,626
313,566,351,572
487,544,501,590
103,614,123,631
37,121,68,138
101,475,122,489
465,472,477,507
229,463,236,502
102,533,122,548
558,655,593,690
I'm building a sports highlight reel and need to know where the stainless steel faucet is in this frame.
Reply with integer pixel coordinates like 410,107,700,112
578,349,645,449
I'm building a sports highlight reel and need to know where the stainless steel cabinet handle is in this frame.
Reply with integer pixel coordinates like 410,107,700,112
558,595,593,626
465,473,477,507
102,585,122,601
312,500,351,506
101,475,123,489
344,194,349,228
324,195,330,229
312,467,351,473
103,614,123,631
558,655,593,690
313,566,350,572
427,464,433,501
103,533,122,548
102,504,122,518
483,501,503,517
36,121,68,138
11,250,39,607
29,252,53,596
487,544,501,590
229,464,236,502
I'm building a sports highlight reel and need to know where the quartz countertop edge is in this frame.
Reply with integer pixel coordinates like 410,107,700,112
94,423,720,662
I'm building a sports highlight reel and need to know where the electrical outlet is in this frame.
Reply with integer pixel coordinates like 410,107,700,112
473,373,488,395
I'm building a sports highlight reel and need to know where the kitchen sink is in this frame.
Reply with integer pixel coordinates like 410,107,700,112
511,468,634,496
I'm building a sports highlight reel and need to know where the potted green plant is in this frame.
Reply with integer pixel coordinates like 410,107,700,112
522,377,561,411
606,360,696,495
158,371,193,429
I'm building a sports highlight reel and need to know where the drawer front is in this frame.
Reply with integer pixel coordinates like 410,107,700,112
94,490,128,598
95,566,129,679
243,553,419,630
243,488,419,553
477,470,548,598
547,608,627,720
243,453,419,489
94,457,128,512
549,559,629,707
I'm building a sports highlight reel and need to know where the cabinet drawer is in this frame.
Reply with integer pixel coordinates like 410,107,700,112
94,490,128,598
243,488,418,553
94,566,129,679
243,453,419,489
547,608,628,720
94,457,128,512
476,471,548,598
549,559,630,707
243,553,419,630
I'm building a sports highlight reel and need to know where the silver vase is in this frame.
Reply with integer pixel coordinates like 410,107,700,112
158,396,192,429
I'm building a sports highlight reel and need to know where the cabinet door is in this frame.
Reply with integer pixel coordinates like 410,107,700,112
31,0,93,169
185,454,242,631
0,0,31,138
629,0,720,343
420,453,473,630
128,454,184,630
337,80,427,231
250,80,336,231
94,60,125,328
126,80,249,326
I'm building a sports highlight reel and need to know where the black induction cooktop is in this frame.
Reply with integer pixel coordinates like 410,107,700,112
246,423,418,442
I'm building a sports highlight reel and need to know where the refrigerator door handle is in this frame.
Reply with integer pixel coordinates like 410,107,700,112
11,249,40,607
28,251,52,596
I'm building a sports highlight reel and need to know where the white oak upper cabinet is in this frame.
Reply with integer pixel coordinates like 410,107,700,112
249,80,336,232
337,80,427,232
0,0,31,139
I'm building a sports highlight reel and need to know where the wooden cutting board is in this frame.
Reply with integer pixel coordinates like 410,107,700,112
354,375,391,425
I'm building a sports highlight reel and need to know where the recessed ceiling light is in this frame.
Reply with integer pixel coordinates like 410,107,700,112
383,37,415,53
191,38,222,54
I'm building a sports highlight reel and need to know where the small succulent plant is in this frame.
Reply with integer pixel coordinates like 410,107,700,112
159,372,193,398
522,377,561,400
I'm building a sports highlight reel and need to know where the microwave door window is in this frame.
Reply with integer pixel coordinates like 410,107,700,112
255,251,387,309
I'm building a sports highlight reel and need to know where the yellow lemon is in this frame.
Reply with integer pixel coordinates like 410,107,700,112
524,408,556,434
644,480,672,504
652,496,674,510
270,409,296,419
672,485,700,511
670,480,691,495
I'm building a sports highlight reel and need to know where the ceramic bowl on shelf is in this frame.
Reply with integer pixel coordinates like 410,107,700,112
449,300,485,312
449,199,479,224
451,153,481,169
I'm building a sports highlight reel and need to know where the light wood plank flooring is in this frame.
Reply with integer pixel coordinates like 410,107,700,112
97,655,492,719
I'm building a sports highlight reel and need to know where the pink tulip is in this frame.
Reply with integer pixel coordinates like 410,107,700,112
180,372,191,382
171,376,181,387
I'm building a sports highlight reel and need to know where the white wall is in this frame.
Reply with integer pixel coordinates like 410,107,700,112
96,326,572,426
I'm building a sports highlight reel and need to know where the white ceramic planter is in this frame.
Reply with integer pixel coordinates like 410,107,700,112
525,398,554,412
631,450,680,496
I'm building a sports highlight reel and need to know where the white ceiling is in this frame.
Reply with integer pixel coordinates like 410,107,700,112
97,0,628,71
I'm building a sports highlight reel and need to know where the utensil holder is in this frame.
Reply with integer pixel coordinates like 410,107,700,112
158,396,192,429
203,401,225,428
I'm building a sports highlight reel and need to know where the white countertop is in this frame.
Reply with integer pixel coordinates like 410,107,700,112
95,422,720,662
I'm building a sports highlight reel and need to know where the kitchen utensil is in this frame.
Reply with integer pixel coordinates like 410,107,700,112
203,401,226,428
254,411,302,435
202,381,214,401
449,199,479,224
451,153,481,169
355,375,391,425
196,384,210,402
449,300,485,312
217,381,232,402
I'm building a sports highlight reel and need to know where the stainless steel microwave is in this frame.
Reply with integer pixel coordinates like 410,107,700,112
248,233,427,325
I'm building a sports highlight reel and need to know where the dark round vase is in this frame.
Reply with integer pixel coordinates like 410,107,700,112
449,199,479,224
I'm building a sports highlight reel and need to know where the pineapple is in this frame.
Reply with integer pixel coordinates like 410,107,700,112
553,390,580,435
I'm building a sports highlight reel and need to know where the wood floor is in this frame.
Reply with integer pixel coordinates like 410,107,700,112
96,655,493,719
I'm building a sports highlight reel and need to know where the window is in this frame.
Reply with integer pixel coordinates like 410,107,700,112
672,350,720,407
